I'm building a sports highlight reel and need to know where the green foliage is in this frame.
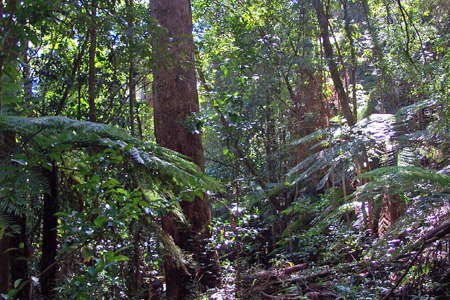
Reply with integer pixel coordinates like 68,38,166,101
1,0,448,298
357,166,450,198
0,115,220,193
0,115,221,298
287,113,396,190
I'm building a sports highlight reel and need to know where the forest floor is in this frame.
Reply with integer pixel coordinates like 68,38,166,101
204,211,450,300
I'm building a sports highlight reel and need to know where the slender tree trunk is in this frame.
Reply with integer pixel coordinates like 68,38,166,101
88,0,97,122
128,220,143,298
56,37,88,115
128,61,136,136
341,0,358,118
0,131,15,295
0,235,10,294
285,1,327,164
312,0,356,125
151,1,217,299
22,43,33,105
361,0,396,113
9,215,30,300
40,163,59,299
127,0,137,136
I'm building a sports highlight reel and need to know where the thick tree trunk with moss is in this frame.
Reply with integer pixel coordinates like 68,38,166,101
151,0,217,299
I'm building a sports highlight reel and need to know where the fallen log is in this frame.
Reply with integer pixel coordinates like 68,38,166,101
244,264,308,281
284,269,331,284
260,291,302,300
304,291,337,299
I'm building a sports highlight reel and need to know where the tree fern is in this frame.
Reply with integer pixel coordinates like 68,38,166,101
0,115,222,269
0,115,221,193
274,99,447,239
356,166,450,201
285,99,446,191
287,113,396,190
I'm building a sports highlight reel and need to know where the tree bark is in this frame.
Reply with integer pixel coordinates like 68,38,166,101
40,163,59,299
151,1,217,299
88,0,97,122
312,0,356,125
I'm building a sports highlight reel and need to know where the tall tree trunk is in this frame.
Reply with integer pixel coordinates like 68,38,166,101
88,0,97,122
151,1,217,299
360,0,397,113
341,0,358,118
40,163,59,299
128,61,136,136
0,3,30,295
285,1,327,164
22,43,33,105
56,37,88,115
312,0,356,125
126,0,136,136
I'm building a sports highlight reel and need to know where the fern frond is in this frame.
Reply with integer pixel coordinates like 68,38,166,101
0,116,222,194
395,98,440,122
290,128,335,146
354,166,449,204
284,108,441,191
357,166,450,188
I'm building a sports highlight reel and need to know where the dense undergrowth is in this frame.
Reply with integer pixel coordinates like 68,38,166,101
1,0,449,299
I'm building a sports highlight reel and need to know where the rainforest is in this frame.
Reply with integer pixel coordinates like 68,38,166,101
0,0,448,299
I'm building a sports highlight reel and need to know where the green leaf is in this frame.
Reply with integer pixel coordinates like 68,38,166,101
93,216,108,228
111,255,129,263
13,279,22,289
